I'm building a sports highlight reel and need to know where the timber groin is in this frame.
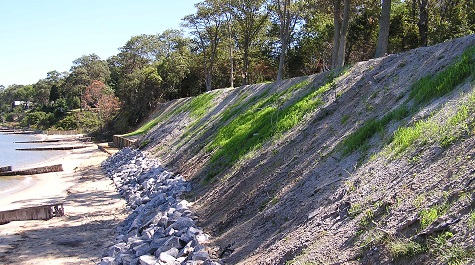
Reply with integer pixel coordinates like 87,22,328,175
0,164,63,176
0,203,64,225
0,166,12,172
15,145,89,151
112,135,138,149
14,137,92,144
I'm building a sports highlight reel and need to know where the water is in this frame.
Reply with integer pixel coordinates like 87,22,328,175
0,133,64,195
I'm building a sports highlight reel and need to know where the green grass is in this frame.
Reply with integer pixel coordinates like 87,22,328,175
123,91,219,137
388,238,426,259
342,45,475,155
205,78,335,180
389,91,475,155
409,45,475,105
420,203,449,230
342,106,409,154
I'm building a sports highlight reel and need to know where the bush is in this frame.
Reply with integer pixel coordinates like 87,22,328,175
53,111,102,133
54,115,78,130
20,111,53,129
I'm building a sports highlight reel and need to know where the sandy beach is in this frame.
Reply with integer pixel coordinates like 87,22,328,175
0,139,126,265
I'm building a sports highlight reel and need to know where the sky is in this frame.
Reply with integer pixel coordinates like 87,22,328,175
0,0,198,87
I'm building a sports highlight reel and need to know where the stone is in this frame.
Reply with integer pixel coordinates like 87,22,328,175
134,242,152,256
171,217,195,231
159,252,177,264
100,257,116,265
139,255,158,265
108,242,127,257
191,250,210,261
196,233,210,244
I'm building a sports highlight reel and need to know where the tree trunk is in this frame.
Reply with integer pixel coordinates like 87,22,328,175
277,37,288,82
418,0,429,46
276,0,293,82
337,0,350,68
331,0,341,69
243,46,250,86
228,22,234,88
375,0,392,58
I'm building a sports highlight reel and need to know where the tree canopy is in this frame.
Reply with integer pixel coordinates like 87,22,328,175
1,0,473,134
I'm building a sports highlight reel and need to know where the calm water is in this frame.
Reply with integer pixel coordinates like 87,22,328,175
0,133,64,195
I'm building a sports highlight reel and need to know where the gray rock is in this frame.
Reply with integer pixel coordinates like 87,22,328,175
171,217,194,231
164,247,179,258
139,254,158,265
134,242,152,256
100,257,116,265
108,242,127,257
191,250,210,261
159,252,176,264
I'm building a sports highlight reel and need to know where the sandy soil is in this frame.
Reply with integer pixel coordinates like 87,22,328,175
0,141,126,265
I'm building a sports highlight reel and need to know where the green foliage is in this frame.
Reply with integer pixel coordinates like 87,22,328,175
53,111,101,133
20,111,53,129
419,203,449,230
54,115,78,130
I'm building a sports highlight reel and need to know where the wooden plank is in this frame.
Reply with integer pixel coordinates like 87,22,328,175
0,166,12,172
0,203,64,225
0,164,63,176
15,145,89,151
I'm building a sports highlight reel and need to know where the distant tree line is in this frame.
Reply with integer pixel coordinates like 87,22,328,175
1,0,473,134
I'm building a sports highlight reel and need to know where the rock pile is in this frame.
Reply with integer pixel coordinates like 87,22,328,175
100,148,220,265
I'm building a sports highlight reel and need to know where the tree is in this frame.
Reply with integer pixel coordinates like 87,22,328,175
81,80,120,126
375,0,392,57
417,0,429,46
271,0,302,82
63,54,110,109
332,0,351,69
228,0,269,85
183,1,225,91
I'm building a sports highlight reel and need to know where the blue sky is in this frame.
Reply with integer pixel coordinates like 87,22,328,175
0,0,198,87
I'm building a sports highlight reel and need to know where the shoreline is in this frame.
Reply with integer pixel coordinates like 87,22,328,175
0,136,127,264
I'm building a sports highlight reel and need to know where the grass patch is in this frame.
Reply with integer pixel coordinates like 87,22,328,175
428,232,473,265
205,77,336,181
342,106,409,154
342,45,475,155
469,210,475,228
389,91,475,156
419,202,449,230
409,45,475,105
388,238,426,259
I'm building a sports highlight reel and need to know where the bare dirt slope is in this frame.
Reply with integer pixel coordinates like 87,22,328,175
135,35,475,264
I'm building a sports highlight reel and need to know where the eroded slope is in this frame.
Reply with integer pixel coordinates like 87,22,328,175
132,35,475,264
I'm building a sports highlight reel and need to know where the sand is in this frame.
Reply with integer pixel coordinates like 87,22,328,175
0,140,126,265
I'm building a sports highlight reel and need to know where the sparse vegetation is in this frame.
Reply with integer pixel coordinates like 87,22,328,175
389,90,475,156
388,238,426,259
342,45,475,155
419,202,449,230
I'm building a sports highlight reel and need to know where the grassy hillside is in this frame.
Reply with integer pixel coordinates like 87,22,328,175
123,35,475,264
